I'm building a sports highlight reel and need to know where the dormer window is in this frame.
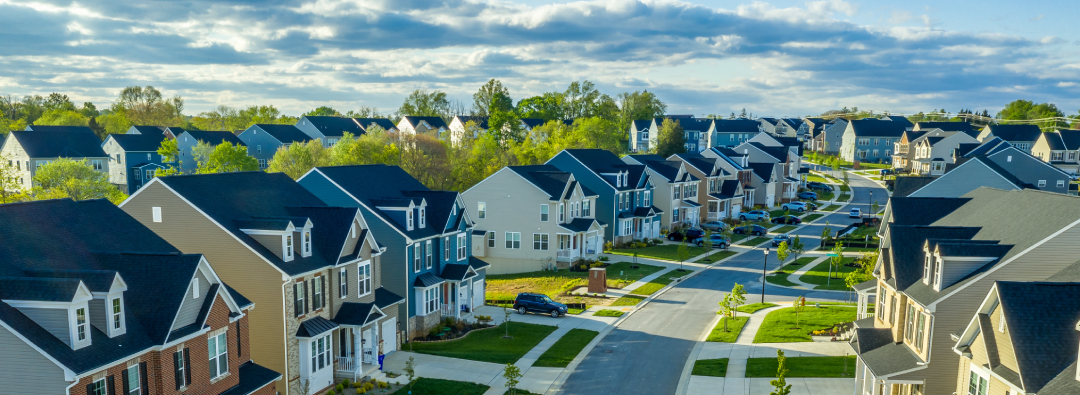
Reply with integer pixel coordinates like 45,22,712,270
933,258,943,290
302,230,312,257
407,210,414,230
923,253,933,285
111,298,123,331
284,234,294,261
351,223,357,238
419,207,426,228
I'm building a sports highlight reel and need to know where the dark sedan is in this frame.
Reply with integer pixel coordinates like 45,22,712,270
771,215,802,225
733,225,767,236
668,228,704,242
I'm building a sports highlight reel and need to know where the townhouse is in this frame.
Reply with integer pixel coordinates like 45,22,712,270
1031,129,1080,174
461,165,606,274
815,118,848,155
976,124,1043,153
680,118,712,153
101,133,170,193
0,198,277,395
891,130,927,172
294,116,397,147
121,172,401,394
799,117,827,147
448,115,489,144
629,119,653,152
891,139,1071,198
669,152,744,222
758,118,800,138
900,129,979,176
701,147,757,210
396,116,449,138
623,154,702,230
851,189,1080,395
175,130,246,174
1,128,108,191
297,165,488,339
707,118,760,149
237,124,312,169
127,125,184,140
840,119,908,164
628,115,697,153
728,136,802,206
546,149,661,243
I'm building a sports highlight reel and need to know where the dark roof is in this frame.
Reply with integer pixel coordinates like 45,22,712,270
888,197,971,225
24,125,94,133
1058,130,1080,150
106,133,166,152
631,119,652,130
852,280,877,292
933,241,1011,258
300,116,363,136
554,149,648,191
984,124,1043,142
507,165,572,199
8,130,106,158
402,116,448,129
881,115,914,127
849,119,908,138
414,272,445,288
851,327,894,354
296,316,338,337
560,218,603,233
628,155,682,181
0,277,84,301
252,124,311,145
127,125,166,135
181,130,244,146
453,116,490,129
1041,131,1068,150
469,256,491,271
440,264,476,282
712,119,761,135
374,288,406,309
717,180,742,199
886,225,981,289
333,302,378,326
21,269,117,292
355,118,397,132
746,162,775,182
223,283,253,309
915,122,976,137
1039,362,1080,395
996,282,1080,393
218,362,282,395
746,142,790,162
632,206,663,217
677,118,712,132
853,337,923,377
963,137,1012,157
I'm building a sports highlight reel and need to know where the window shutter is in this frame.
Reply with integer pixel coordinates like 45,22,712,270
304,280,310,314
86,384,94,395
107,375,116,395
139,362,148,394
343,270,348,297
236,321,242,357
293,283,301,317
321,276,326,308
121,371,129,394
183,348,192,386
173,351,183,390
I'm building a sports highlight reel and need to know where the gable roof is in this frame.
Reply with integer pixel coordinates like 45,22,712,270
849,119,909,138
127,125,167,135
964,137,1013,157
1057,130,1080,150
8,130,106,158
180,130,244,146
506,165,579,200
452,116,490,130
712,119,761,134
252,124,311,145
885,225,982,290
24,125,95,133
983,124,1043,142
402,116,448,130
627,155,683,182
915,122,976,137
746,162,775,182
892,177,936,198
300,116,362,136
996,282,1080,393
554,149,649,191
881,115,914,127
105,133,167,152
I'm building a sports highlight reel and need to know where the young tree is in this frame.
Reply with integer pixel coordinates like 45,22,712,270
871,201,880,217
830,241,845,281
792,296,805,329
770,350,792,395
404,357,416,392
820,223,832,248
196,142,259,174
32,159,127,204
503,307,513,339
267,139,332,180
702,229,714,251
677,239,691,271
654,118,686,158
776,241,790,264
717,283,747,331
790,236,805,263
503,363,523,395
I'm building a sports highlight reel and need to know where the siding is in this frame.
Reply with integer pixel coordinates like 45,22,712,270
986,149,1071,195
460,170,563,273
250,234,284,260
173,269,211,330
0,325,69,394
0,134,32,191
237,127,285,165
89,298,108,334
989,306,1018,371
547,153,617,241
16,307,70,347
909,163,1019,198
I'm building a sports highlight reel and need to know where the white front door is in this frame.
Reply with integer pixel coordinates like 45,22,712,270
642,222,650,240
362,327,376,364
473,279,485,308
458,282,469,310
381,317,397,354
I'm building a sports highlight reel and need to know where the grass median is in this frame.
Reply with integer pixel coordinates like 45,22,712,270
410,322,557,364
692,359,729,377
752,306,857,343
706,316,749,342
746,356,857,378
532,328,600,368
737,302,778,314
486,261,660,304
798,257,857,291
593,309,624,317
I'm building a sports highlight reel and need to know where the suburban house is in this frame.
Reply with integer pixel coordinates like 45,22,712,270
623,155,702,230
680,118,713,153
121,172,402,394
546,149,661,243
911,122,977,137
296,165,488,339
730,137,802,206
799,117,828,146
900,129,979,176
670,152,744,222
851,189,1080,395
396,116,449,138
701,147,757,210
815,118,848,155
892,139,1071,198
237,124,313,169
707,119,760,149
758,118,800,137
174,130,246,174
0,129,108,192
0,198,277,395
448,115,489,144
461,165,606,274
839,119,908,164
24,125,96,133
952,281,1080,395
891,130,928,172
1031,129,1080,174
628,115,696,153
294,116,397,147
976,125,1043,153
127,125,184,140
101,133,170,194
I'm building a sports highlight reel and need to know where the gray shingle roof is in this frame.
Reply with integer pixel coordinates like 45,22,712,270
402,116,448,129
984,124,1043,142
414,272,445,287
106,133,166,152
181,130,245,146
333,302,379,326
891,177,936,198
440,264,476,281
1038,361,1080,395
995,282,1080,393
24,125,94,133
915,122,976,137
849,119,908,138
9,130,106,158
557,149,648,191
253,124,311,144
507,165,573,199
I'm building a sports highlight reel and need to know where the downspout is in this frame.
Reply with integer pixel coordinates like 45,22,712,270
281,280,291,395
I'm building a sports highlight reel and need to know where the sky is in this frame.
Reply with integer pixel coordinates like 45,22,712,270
1,0,1079,118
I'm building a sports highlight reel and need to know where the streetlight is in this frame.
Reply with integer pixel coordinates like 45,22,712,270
762,247,769,304
868,190,873,219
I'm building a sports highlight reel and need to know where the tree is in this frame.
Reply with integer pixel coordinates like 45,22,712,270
398,89,451,119
998,99,1066,130
615,90,666,127
871,200,879,217
776,241,789,264
516,93,565,121
157,138,180,164
770,350,792,395
195,142,259,174
34,109,88,126
792,296,805,329
503,363,523,395
655,118,686,158
790,236,805,263
717,283,746,331
115,86,184,126
404,357,416,392
562,80,604,119
0,153,25,203
503,307,513,339
830,241,845,282
267,140,332,180
303,106,341,117
79,102,99,118
330,130,400,167
488,92,523,143
677,240,691,271
702,229,714,251
473,79,511,117
846,251,877,291
32,159,126,204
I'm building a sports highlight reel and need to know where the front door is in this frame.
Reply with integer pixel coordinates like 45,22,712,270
362,327,377,364
381,317,398,354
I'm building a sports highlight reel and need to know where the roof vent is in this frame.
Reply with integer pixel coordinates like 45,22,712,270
1007,156,1012,162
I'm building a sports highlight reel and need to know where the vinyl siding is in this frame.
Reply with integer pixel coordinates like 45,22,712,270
173,269,212,330
339,218,362,258
16,307,71,347
237,127,285,164
989,306,1018,372
908,163,1020,198
0,134,32,191
89,298,108,334
0,325,69,394
547,153,617,241
460,170,563,274
250,234,284,260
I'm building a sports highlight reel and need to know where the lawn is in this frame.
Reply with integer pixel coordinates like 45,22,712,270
765,271,798,287
838,184,851,192
706,316,749,342
738,237,771,246
769,209,796,218
752,306,857,343
738,302,778,314
485,262,661,303
799,258,857,291
533,329,599,368
593,309,624,317
630,269,686,296
745,356,858,378
821,204,841,212
609,245,711,262
805,174,829,183
389,378,489,395
815,190,835,202
843,247,879,253
838,194,851,202
772,225,798,234
802,214,824,222
691,359,729,377
698,250,737,263
611,295,645,306
410,322,558,364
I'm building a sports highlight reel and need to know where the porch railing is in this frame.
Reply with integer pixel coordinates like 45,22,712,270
556,250,572,261
336,356,358,373
707,212,721,221
858,312,874,320
440,303,456,317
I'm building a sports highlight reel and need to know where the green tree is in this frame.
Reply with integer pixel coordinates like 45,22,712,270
790,236,805,263
503,363,523,395
776,241,790,264
473,79,511,117
267,139,333,180
44,93,76,113
830,241,845,280
655,118,686,158
998,99,1066,130
488,92,523,143
330,130,401,167
516,93,565,121
770,350,792,395
792,296,805,329
303,106,341,117
820,223,832,248
34,109,88,126
157,138,180,163
615,90,666,127
398,89,450,119
717,283,746,331
79,102,99,117
0,153,25,203
677,240,691,271
195,142,259,174
404,357,416,392
115,86,184,126
702,229,713,251
32,158,126,204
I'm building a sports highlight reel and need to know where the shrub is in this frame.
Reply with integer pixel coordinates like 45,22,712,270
327,390,335,395
604,241,613,250
342,380,351,388
590,261,604,268
364,382,374,391
599,256,610,261
356,388,365,395
337,383,345,392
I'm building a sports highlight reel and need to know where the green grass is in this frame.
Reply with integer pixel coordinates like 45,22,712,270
739,237,771,246
410,322,557,364
772,225,798,234
822,204,841,212
738,303,779,314
799,258,857,290
769,209,795,218
765,271,798,287
611,295,645,306
629,269,686,296
567,308,585,315
609,245,712,262
839,184,851,192
789,257,817,266
843,247,879,252
746,356,857,378
593,309,625,317
706,316,749,342
838,194,851,202
533,329,600,368
486,262,661,303
805,174,829,183
698,250,737,263
802,214,823,223
691,359,729,377
752,306,858,343
815,190,835,202
389,378,489,395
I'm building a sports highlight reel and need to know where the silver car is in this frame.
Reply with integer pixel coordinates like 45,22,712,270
702,221,726,231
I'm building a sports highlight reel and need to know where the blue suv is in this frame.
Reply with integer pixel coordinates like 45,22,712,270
514,292,568,318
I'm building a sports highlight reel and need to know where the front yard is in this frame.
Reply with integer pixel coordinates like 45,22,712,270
798,258,857,291
802,214,824,222
745,356,857,378
485,261,660,305
698,250,737,263
409,322,557,364
706,316,749,342
752,306,857,343
389,378,489,395
609,244,712,262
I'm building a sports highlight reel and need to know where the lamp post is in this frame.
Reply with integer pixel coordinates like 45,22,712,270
868,190,873,219
762,247,769,304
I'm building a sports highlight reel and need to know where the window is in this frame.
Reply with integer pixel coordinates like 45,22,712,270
425,240,433,269
858,138,869,146
407,210,414,230
889,296,897,324
91,160,103,170
1052,151,1064,161
644,190,650,206
559,203,565,222
477,202,486,219
505,232,521,249
487,231,495,248
295,281,306,317
413,244,421,272
310,334,330,373
339,269,348,297
90,377,107,395
444,236,450,261
257,145,262,154
905,305,916,342
1038,180,1047,187
672,209,679,221
1070,151,1077,160
873,138,880,145
916,313,927,350
458,233,467,260
923,254,932,284
350,223,357,238
285,235,294,259
583,200,591,217
209,331,228,379
622,220,633,236
533,234,549,250
144,169,154,180
174,348,189,390
134,170,141,180
419,207,426,228
303,230,311,256
312,276,324,310
673,185,680,199
112,298,123,330
258,159,266,169
424,287,440,314
125,364,141,395
358,261,371,296
76,307,87,341
968,370,988,395
1059,180,1066,188
152,207,162,223
877,287,886,321
933,259,943,289
540,205,548,221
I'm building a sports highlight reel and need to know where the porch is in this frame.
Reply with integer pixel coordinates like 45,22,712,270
854,280,877,320
334,325,381,381
555,231,602,262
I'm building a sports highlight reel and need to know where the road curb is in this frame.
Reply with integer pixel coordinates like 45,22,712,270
675,313,721,394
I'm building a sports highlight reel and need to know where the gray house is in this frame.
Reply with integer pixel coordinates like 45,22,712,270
840,119,908,164
897,139,1070,198
175,130,246,173
295,116,397,147
815,118,848,155
0,129,108,192
1030,129,1080,174
237,124,313,169
976,125,1043,153
707,119,760,149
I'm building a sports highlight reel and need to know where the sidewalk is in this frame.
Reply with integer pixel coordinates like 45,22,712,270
786,256,829,289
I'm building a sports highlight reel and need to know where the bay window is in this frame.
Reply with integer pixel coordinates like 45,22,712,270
310,334,331,373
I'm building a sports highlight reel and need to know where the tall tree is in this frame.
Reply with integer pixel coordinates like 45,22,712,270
32,158,126,204
330,129,401,167
267,140,333,180
34,110,88,126
304,106,341,117
195,142,259,174
473,79,511,117
115,86,183,126
398,89,451,119
655,118,686,158
516,93,565,121
997,99,1066,130
616,90,667,127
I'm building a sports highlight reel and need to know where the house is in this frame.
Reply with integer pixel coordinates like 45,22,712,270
623,155,701,230
952,281,1080,395
669,152,744,222
24,125,95,133
852,189,1080,395
237,124,313,169
174,130,246,174
448,116,489,144
628,115,697,153
758,118,800,138
903,129,979,176
976,125,1043,153
1030,129,1080,174
296,165,487,338
294,116,397,148
396,116,449,138
911,122,977,137
679,118,712,153
101,133,170,194
0,198,278,395
121,172,402,394
706,119,760,149
629,119,653,152
546,149,661,243
799,117,827,147
732,138,802,205
461,165,606,274
896,139,1071,198
701,147,757,210
891,130,927,172
839,119,908,164
815,118,848,155
0,129,108,192
126,125,184,140
882,115,915,128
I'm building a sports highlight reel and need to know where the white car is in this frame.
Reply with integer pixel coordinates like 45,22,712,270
781,202,807,212
849,208,862,218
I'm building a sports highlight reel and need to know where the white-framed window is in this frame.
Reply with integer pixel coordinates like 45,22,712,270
916,313,928,350
295,281,305,316
310,334,331,373
622,220,632,236
477,202,486,219
644,190,650,206
457,233,467,260
967,369,988,395
91,160,103,170
444,236,450,261
413,244,421,272
407,210,414,230
505,232,521,249
583,200,591,217
877,286,886,321
303,230,311,256
76,307,88,342
257,145,262,154
905,305,916,342
144,169,154,180
285,234,294,260
419,207,426,228
1052,151,1063,161
358,261,371,297
339,269,348,297
424,287,440,315
125,363,141,395
112,298,123,330
425,240,433,269
90,377,107,395
540,204,548,222
487,231,495,248
933,259,943,290
209,331,229,379
152,207,162,223
350,223,357,238
1058,180,1066,188
858,138,869,146
258,159,266,169
559,203,565,222
533,234,549,250
923,254,933,285
1038,180,1047,187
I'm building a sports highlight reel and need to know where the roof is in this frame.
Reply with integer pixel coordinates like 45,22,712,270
127,125,167,135
887,197,971,225
963,137,1012,157
333,302,380,326
746,162,775,182
295,316,338,337
852,279,877,292
554,149,648,191
453,116,490,130
414,272,445,287
252,124,311,145
628,155,683,181
223,283,253,309
745,142,790,162
631,119,652,130
8,130,106,158
469,256,491,271
1039,362,1080,395
1058,130,1080,150
507,165,574,200
559,218,604,233
849,119,909,138
995,282,1080,393
881,115,914,127
852,333,923,377
984,124,1043,142
300,116,363,136
106,133,167,152
712,119,761,135
24,125,95,133
0,277,85,301
217,362,282,395
915,122,976,137
439,264,476,282
717,180,742,199
374,288,406,309
402,116,448,129
885,225,981,290
181,130,244,146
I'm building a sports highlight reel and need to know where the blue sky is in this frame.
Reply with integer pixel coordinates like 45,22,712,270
1,0,1078,118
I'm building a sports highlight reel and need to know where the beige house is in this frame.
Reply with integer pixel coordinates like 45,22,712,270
1031,129,1080,175
0,129,108,192
397,116,449,138
622,154,702,230
669,152,744,222
121,172,403,395
462,165,606,274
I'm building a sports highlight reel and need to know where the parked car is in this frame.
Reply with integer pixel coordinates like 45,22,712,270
797,191,818,200
701,221,727,232
806,182,832,192
771,234,791,247
781,202,808,212
771,215,802,225
694,234,731,249
849,208,862,218
739,210,770,221
733,224,767,236
668,228,704,242
513,292,568,318
804,202,819,211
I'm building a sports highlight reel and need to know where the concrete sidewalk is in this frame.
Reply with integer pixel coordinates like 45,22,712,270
786,256,829,289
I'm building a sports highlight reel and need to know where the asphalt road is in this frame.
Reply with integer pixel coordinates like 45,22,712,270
558,170,888,395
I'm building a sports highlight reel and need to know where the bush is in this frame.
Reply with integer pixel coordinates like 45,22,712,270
590,261,604,268
327,390,335,395
599,256,610,262
337,383,345,392
356,388,365,395
342,380,351,388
